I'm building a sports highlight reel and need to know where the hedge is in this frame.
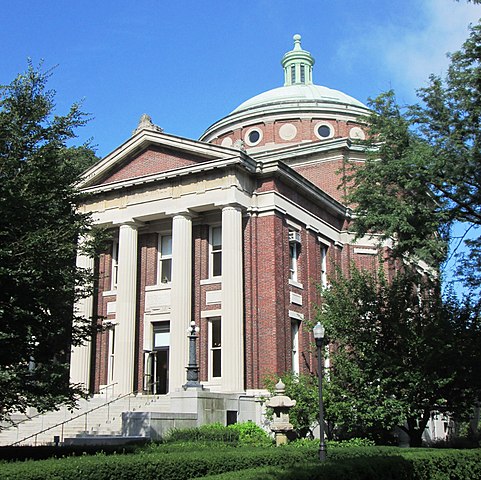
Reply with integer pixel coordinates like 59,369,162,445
200,448,481,480
1,444,481,480
0,446,313,480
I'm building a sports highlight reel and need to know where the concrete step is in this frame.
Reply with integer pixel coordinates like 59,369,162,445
0,394,171,446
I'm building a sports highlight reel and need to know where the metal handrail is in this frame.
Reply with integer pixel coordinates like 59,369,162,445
9,384,158,446
6,382,119,431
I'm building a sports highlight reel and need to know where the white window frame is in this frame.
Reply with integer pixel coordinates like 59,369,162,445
320,245,328,289
209,317,222,381
111,240,119,290
107,326,116,384
291,319,300,375
289,239,299,281
209,226,222,278
157,233,172,284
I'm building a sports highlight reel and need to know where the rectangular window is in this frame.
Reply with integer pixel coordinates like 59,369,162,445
111,241,119,290
320,245,328,288
210,226,222,278
153,322,170,348
289,241,299,281
291,320,300,375
108,326,115,384
300,65,305,83
291,64,296,84
158,234,172,284
210,317,222,378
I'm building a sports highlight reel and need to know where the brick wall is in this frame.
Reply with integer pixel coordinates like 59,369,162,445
212,118,367,149
99,146,208,186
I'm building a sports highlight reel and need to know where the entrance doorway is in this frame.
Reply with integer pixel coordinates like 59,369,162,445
152,322,169,394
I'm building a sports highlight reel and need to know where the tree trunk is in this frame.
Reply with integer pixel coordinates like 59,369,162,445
405,410,431,447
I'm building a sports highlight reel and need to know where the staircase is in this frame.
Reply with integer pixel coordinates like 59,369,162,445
0,393,171,446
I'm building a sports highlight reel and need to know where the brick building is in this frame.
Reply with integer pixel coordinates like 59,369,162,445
70,35,382,400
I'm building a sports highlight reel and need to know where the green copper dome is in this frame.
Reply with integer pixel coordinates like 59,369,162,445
200,35,368,145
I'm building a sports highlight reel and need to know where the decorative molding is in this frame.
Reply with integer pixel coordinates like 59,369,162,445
289,310,304,321
290,292,303,306
201,309,222,318
353,248,378,255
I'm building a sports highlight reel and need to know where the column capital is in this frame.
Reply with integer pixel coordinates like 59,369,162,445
172,211,193,221
114,220,143,229
221,203,243,213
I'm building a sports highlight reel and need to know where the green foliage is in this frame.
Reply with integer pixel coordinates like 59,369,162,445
227,421,272,446
348,20,481,290
3,444,481,480
319,264,481,446
0,63,99,422
265,372,320,438
327,437,376,448
165,423,239,444
200,448,481,480
164,422,271,447
348,91,449,266
0,444,314,480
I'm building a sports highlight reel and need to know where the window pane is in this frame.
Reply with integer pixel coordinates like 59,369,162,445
212,319,221,347
289,243,297,280
213,251,222,277
212,226,222,248
212,349,221,377
161,259,172,283
154,323,170,348
161,235,172,256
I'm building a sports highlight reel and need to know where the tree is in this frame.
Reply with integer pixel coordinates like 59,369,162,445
318,264,481,446
348,20,481,287
0,64,98,422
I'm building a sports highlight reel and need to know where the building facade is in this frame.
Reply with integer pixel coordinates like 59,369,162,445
70,35,382,398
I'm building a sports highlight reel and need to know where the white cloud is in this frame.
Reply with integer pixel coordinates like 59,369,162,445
384,0,480,91
338,0,481,100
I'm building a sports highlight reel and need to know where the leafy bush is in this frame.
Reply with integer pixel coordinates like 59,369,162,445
2,443,481,480
227,421,272,447
199,448,481,480
165,423,239,444
0,445,313,480
328,437,376,448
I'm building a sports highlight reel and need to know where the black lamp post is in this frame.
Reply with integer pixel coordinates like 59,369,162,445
183,321,202,389
313,321,327,461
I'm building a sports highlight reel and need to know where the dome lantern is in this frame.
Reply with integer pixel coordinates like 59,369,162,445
281,34,315,86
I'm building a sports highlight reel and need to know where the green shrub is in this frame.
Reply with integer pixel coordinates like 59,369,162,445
0,446,313,480
201,449,481,480
227,421,272,447
199,457,415,480
165,423,239,444
328,437,376,448
2,444,481,480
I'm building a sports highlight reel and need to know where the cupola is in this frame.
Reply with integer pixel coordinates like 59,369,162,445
281,34,315,86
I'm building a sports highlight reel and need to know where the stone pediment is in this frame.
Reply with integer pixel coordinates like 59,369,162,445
79,128,247,190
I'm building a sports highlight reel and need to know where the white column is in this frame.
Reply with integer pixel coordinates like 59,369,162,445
70,236,94,391
221,205,244,392
113,222,139,394
169,213,192,392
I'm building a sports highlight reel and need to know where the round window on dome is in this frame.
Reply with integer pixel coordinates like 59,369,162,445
315,123,334,140
245,128,263,146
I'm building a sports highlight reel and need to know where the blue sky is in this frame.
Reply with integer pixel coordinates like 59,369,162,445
2,0,479,157
1,0,480,293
